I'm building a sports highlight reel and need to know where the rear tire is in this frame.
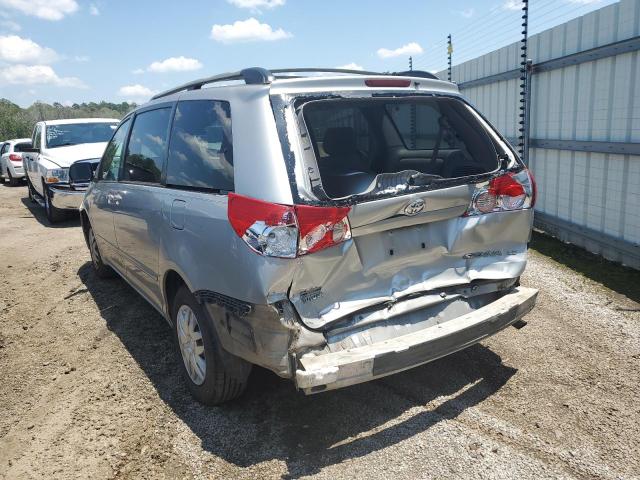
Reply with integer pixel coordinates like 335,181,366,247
172,286,251,405
87,225,115,279
7,170,19,187
43,183,65,224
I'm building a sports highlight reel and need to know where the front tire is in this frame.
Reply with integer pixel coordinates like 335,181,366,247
27,178,36,203
172,286,251,405
87,225,115,278
43,183,65,224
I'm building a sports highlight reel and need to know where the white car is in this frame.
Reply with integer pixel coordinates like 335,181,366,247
23,118,119,223
0,138,31,186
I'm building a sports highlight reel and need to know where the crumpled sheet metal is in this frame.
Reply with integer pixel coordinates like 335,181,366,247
289,209,533,330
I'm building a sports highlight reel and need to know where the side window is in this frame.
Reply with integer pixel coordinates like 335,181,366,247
123,108,172,184
0,143,7,155
98,118,131,181
166,100,234,191
33,125,42,150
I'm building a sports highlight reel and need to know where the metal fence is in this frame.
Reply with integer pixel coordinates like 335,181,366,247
440,0,640,269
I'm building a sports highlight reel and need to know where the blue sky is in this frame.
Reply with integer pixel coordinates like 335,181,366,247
0,0,616,107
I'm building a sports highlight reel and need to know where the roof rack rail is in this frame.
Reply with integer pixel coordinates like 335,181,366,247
151,67,441,100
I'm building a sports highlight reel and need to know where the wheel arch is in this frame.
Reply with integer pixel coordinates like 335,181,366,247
163,269,190,323
79,209,91,248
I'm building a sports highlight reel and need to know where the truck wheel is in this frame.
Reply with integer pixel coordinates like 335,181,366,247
87,225,115,279
7,170,19,187
172,285,251,405
43,183,65,224
27,179,36,202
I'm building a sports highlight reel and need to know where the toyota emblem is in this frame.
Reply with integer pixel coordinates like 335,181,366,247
403,199,425,216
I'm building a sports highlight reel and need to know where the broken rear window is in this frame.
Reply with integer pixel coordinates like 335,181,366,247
301,97,500,199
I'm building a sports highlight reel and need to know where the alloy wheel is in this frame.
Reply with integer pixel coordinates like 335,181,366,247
176,305,207,385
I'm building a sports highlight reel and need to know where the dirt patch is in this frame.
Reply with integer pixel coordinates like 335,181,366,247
0,183,638,479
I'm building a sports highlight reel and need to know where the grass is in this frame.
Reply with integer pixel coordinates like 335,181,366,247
529,231,640,304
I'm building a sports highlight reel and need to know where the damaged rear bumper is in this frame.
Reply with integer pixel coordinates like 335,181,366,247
295,286,538,393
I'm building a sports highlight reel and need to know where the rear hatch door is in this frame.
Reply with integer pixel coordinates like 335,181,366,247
284,93,534,330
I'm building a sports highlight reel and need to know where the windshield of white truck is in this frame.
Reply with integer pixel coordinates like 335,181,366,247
45,122,118,149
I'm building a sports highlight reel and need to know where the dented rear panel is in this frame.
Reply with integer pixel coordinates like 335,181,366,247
289,201,532,330
269,89,534,330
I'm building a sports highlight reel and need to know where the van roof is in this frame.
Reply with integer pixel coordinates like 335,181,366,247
150,67,460,101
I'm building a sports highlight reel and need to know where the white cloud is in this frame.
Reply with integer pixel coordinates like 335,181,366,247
502,0,524,10
0,0,78,21
377,42,423,59
0,64,86,87
147,56,203,73
211,17,292,43
1,19,21,31
118,84,155,99
0,35,58,64
458,8,475,18
132,68,145,75
226,0,285,12
337,63,364,71
89,3,99,15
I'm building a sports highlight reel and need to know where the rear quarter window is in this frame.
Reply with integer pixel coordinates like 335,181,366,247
166,100,234,192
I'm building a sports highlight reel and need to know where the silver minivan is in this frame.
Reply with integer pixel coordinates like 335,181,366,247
80,68,538,405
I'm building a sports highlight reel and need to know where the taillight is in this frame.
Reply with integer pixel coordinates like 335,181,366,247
466,169,536,216
9,154,21,162
227,193,352,258
296,204,351,254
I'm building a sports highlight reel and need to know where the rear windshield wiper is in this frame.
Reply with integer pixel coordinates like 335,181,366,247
49,142,77,148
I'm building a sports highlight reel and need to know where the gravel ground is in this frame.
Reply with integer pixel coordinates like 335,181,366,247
0,181,638,480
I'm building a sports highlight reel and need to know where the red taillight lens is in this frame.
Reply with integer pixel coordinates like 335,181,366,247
9,153,22,162
365,79,411,88
296,204,351,254
227,193,352,258
466,169,536,216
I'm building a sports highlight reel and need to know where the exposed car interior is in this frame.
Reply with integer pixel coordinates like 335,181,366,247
302,97,501,198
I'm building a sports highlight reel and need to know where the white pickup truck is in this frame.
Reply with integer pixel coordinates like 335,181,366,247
23,118,119,223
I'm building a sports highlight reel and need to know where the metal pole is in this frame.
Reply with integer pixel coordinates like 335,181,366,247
447,34,453,82
518,0,529,163
409,56,413,71
524,59,533,167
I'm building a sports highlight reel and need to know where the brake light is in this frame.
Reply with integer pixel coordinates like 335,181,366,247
227,193,352,258
9,154,21,162
296,204,351,254
365,79,411,88
465,169,536,216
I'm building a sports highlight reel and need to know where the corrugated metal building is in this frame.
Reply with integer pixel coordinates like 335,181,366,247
443,0,640,268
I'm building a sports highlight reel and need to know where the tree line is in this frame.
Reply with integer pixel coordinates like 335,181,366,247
0,98,135,140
